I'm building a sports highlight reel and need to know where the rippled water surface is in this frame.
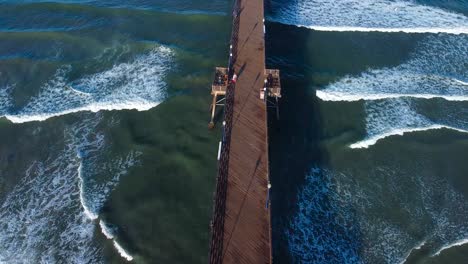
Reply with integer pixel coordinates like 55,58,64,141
268,1,468,263
1,0,467,263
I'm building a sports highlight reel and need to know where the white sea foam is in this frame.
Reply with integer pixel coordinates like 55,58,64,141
316,35,468,148
317,35,468,102
100,219,135,262
349,99,468,148
399,239,427,263
350,125,468,149
432,238,468,256
297,26,468,34
0,117,103,263
0,84,13,112
269,0,468,34
99,220,115,240
113,241,134,261
0,115,141,263
78,161,99,220
0,46,173,123
290,166,468,263
317,91,468,102
454,79,468,86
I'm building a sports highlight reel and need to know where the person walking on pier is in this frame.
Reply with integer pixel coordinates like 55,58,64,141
231,73,238,84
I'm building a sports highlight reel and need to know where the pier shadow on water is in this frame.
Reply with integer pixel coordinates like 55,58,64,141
266,21,365,263
266,21,327,262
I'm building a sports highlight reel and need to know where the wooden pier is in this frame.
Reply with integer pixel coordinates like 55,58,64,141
209,0,280,263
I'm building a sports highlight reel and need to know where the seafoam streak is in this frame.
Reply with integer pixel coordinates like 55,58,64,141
0,115,139,263
99,220,115,240
0,46,173,123
432,238,468,256
350,99,468,148
114,241,134,261
0,116,104,263
268,0,468,34
350,125,468,149
317,35,468,102
99,219,134,261
315,34,468,148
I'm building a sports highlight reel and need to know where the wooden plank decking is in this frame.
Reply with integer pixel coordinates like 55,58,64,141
209,0,271,263
222,0,270,262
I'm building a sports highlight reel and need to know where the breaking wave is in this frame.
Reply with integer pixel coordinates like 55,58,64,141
0,115,139,263
99,220,133,261
268,0,468,34
99,220,115,240
350,99,468,148
433,238,468,256
0,46,173,123
317,35,468,102
289,167,468,263
113,241,134,261
350,124,468,149
315,35,468,148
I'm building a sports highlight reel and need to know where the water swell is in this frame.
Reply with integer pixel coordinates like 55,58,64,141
268,0,468,34
350,124,468,149
0,46,173,123
317,35,468,103
316,34,468,147
350,99,468,148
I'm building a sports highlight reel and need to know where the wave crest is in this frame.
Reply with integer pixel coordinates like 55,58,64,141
269,0,468,34
1,46,173,123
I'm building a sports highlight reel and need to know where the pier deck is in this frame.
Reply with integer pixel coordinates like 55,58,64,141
209,0,272,263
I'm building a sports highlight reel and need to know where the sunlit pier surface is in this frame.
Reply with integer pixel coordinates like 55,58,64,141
208,0,281,263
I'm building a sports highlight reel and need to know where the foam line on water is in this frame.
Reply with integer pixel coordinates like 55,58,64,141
317,34,468,102
4,101,159,123
287,167,361,263
100,220,134,262
350,98,468,148
99,220,115,240
113,241,134,261
350,125,468,149
398,239,427,264
317,91,468,102
0,46,173,123
454,79,468,86
296,25,468,34
432,238,468,256
0,117,103,263
0,115,141,262
78,158,99,221
269,0,468,35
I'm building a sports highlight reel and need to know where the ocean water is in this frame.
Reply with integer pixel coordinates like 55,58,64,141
1,0,468,263
0,0,230,263
267,0,468,263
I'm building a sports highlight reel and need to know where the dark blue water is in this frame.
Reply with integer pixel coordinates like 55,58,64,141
267,1,468,263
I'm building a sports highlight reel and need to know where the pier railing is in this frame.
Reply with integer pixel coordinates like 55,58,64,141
208,0,241,263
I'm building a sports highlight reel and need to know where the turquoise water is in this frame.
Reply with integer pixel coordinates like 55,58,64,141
0,0,468,263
